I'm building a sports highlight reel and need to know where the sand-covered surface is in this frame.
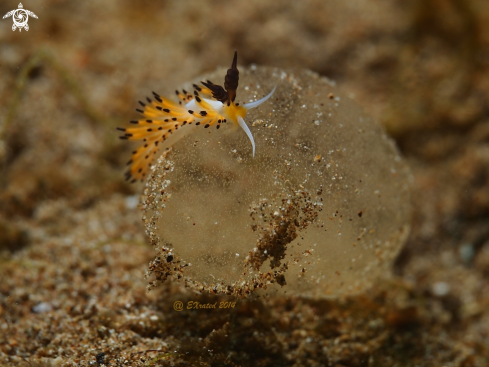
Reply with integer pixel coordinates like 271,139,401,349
1,1,489,366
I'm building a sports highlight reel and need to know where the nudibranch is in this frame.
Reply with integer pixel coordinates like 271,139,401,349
117,51,276,183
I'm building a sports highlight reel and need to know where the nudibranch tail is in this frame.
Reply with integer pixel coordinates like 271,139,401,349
118,51,276,182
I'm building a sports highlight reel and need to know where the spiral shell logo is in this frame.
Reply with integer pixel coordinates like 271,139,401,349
2,3,38,32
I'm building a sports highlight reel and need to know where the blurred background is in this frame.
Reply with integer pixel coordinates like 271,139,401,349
1,0,489,365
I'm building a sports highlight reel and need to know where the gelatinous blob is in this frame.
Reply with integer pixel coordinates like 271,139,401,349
143,67,411,298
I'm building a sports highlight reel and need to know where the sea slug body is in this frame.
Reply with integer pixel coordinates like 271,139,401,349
117,52,276,182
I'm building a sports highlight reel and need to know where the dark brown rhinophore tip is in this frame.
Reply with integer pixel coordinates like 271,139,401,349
199,52,240,104
224,51,239,102
201,80,228,103
231,50,238,70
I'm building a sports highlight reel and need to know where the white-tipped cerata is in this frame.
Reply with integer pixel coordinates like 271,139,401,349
237,116,255,157
243,85,277,110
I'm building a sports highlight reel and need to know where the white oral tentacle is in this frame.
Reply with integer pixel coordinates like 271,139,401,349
243,85,277,110
237,116,255,157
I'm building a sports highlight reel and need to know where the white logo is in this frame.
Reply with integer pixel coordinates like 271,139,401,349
3,3,38,32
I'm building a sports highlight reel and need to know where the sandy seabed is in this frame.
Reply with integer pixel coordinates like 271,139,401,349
1,1,489,366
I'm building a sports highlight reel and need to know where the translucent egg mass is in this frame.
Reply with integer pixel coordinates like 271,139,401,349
143,67,411,298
